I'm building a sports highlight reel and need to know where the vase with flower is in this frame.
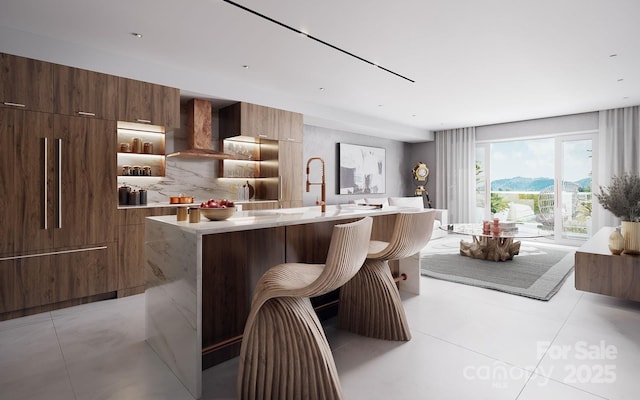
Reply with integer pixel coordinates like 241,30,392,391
595,173,640,254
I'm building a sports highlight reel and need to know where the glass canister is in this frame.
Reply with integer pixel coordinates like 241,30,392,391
143,142,154,154
132,137,142,153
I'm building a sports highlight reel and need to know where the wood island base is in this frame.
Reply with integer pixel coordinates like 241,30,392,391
459,236,521,261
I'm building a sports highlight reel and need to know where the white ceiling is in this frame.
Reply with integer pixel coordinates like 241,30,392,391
1,0,639,142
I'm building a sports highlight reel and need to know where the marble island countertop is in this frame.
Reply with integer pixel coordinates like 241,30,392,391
146,204,415,235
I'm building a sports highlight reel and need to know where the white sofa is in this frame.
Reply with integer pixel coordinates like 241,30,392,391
350,196,448,239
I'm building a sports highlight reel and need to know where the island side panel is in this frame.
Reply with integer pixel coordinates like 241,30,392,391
201,226,286,368
145,219,201,398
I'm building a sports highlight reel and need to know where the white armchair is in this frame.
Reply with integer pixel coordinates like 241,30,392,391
387,197,448,239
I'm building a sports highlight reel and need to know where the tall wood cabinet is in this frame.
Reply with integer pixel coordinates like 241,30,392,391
0,52,152,319
219,101,304,208
0,109,117,317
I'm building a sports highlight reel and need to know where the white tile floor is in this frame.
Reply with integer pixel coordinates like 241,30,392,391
2,258,640,399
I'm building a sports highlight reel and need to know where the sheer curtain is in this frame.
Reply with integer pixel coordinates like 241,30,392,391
435,127,476,223
596,106,640,228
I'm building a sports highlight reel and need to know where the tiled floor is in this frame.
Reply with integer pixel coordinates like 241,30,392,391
2,243,640,399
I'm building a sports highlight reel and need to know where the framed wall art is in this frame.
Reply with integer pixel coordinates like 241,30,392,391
338,143,386,194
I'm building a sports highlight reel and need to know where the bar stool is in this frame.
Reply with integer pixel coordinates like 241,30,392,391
237,216,373,400
339,210,436,341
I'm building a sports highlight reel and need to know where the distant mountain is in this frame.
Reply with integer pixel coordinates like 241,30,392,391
491,176,592,192
575,177,592,191
491,177,554,191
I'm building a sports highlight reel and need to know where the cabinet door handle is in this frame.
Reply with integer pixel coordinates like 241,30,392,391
136,119,151,124
3,102,26,108
258,134,268,138
57,138,63,229
43,138,48,230
77,111,96,117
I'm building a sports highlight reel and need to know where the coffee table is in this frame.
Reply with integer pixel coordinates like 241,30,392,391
442,223,552,261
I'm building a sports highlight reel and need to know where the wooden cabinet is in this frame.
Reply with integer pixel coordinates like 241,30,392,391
117,207,176,295
219,102,303,141
0,246,117,314
219,102,278,140
0,53,53,113
1,100,115,256
54,115,117,248
54,64,118,120
0,109,54,256
575,227,640,301
279,140,303,208
276,108,303,142
219,102,304,206
117,77,180,128
0,110,117,317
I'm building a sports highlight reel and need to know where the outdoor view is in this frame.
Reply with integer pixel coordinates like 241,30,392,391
476,137,593,240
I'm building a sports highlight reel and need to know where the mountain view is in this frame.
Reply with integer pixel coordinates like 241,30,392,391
491,177,592,192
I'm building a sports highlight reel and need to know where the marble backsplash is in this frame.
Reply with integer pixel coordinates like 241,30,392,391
117,158,251,204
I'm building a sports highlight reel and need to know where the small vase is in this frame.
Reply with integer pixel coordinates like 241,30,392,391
621,221,640,255
608,227,625,255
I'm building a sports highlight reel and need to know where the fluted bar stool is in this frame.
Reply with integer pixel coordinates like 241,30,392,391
238,216,373,400
339,210,436,341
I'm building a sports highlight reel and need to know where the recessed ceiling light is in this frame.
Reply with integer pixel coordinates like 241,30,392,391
377,104,383,107
130,32,143,38
242,65,249,69
618,78,624,82
609,54,618,58
624,96,630,99
319,87,325,91
412,114,417,117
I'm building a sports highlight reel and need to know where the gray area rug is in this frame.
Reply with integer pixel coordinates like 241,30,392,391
420,236,575,301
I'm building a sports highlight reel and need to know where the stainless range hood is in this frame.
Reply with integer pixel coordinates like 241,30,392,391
167,98,234,159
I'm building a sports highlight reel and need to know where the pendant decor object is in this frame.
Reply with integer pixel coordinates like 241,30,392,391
608,227,624,255
621,221,640,255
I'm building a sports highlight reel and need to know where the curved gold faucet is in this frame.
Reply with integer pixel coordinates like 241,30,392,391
306,157,326,213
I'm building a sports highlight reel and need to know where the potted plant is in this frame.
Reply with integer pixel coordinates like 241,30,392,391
595,173,640,254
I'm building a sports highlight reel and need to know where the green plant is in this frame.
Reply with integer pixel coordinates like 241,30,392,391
595,173,640,222
490,193,510,214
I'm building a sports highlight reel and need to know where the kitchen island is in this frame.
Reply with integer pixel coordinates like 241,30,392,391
145,205,422,398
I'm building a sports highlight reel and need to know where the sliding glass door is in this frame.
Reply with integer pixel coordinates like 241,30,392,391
476,133,597,244
556,135,595,241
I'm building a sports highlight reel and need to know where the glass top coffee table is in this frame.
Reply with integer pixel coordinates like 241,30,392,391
441,223,553,261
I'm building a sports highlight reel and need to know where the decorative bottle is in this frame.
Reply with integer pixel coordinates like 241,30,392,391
608,227,625,255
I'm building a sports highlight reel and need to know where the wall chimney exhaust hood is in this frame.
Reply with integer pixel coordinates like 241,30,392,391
166,98,234,159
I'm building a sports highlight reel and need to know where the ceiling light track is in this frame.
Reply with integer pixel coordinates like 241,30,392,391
221,0,415,83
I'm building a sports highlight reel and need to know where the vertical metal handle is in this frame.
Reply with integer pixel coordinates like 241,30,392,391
43,138,48,230
57,138,62,229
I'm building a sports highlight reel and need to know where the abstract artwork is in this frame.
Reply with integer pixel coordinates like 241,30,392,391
338,143,386,194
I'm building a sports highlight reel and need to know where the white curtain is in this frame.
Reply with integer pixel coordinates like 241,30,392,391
596,106,640,228
435,127,476,223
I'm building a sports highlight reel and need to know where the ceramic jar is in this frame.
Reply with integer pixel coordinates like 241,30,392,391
608,227,624,255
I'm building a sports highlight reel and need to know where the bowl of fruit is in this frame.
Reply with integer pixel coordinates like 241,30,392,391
199,199,236,221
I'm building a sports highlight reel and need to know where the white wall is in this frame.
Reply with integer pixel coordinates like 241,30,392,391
303,125,409,206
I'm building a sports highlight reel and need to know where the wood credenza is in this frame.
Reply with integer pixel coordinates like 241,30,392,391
575,227,640,301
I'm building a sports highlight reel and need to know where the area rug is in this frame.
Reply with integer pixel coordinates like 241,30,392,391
420,235,575,301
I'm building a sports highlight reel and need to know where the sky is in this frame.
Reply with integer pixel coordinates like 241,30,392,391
488,138,592,182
